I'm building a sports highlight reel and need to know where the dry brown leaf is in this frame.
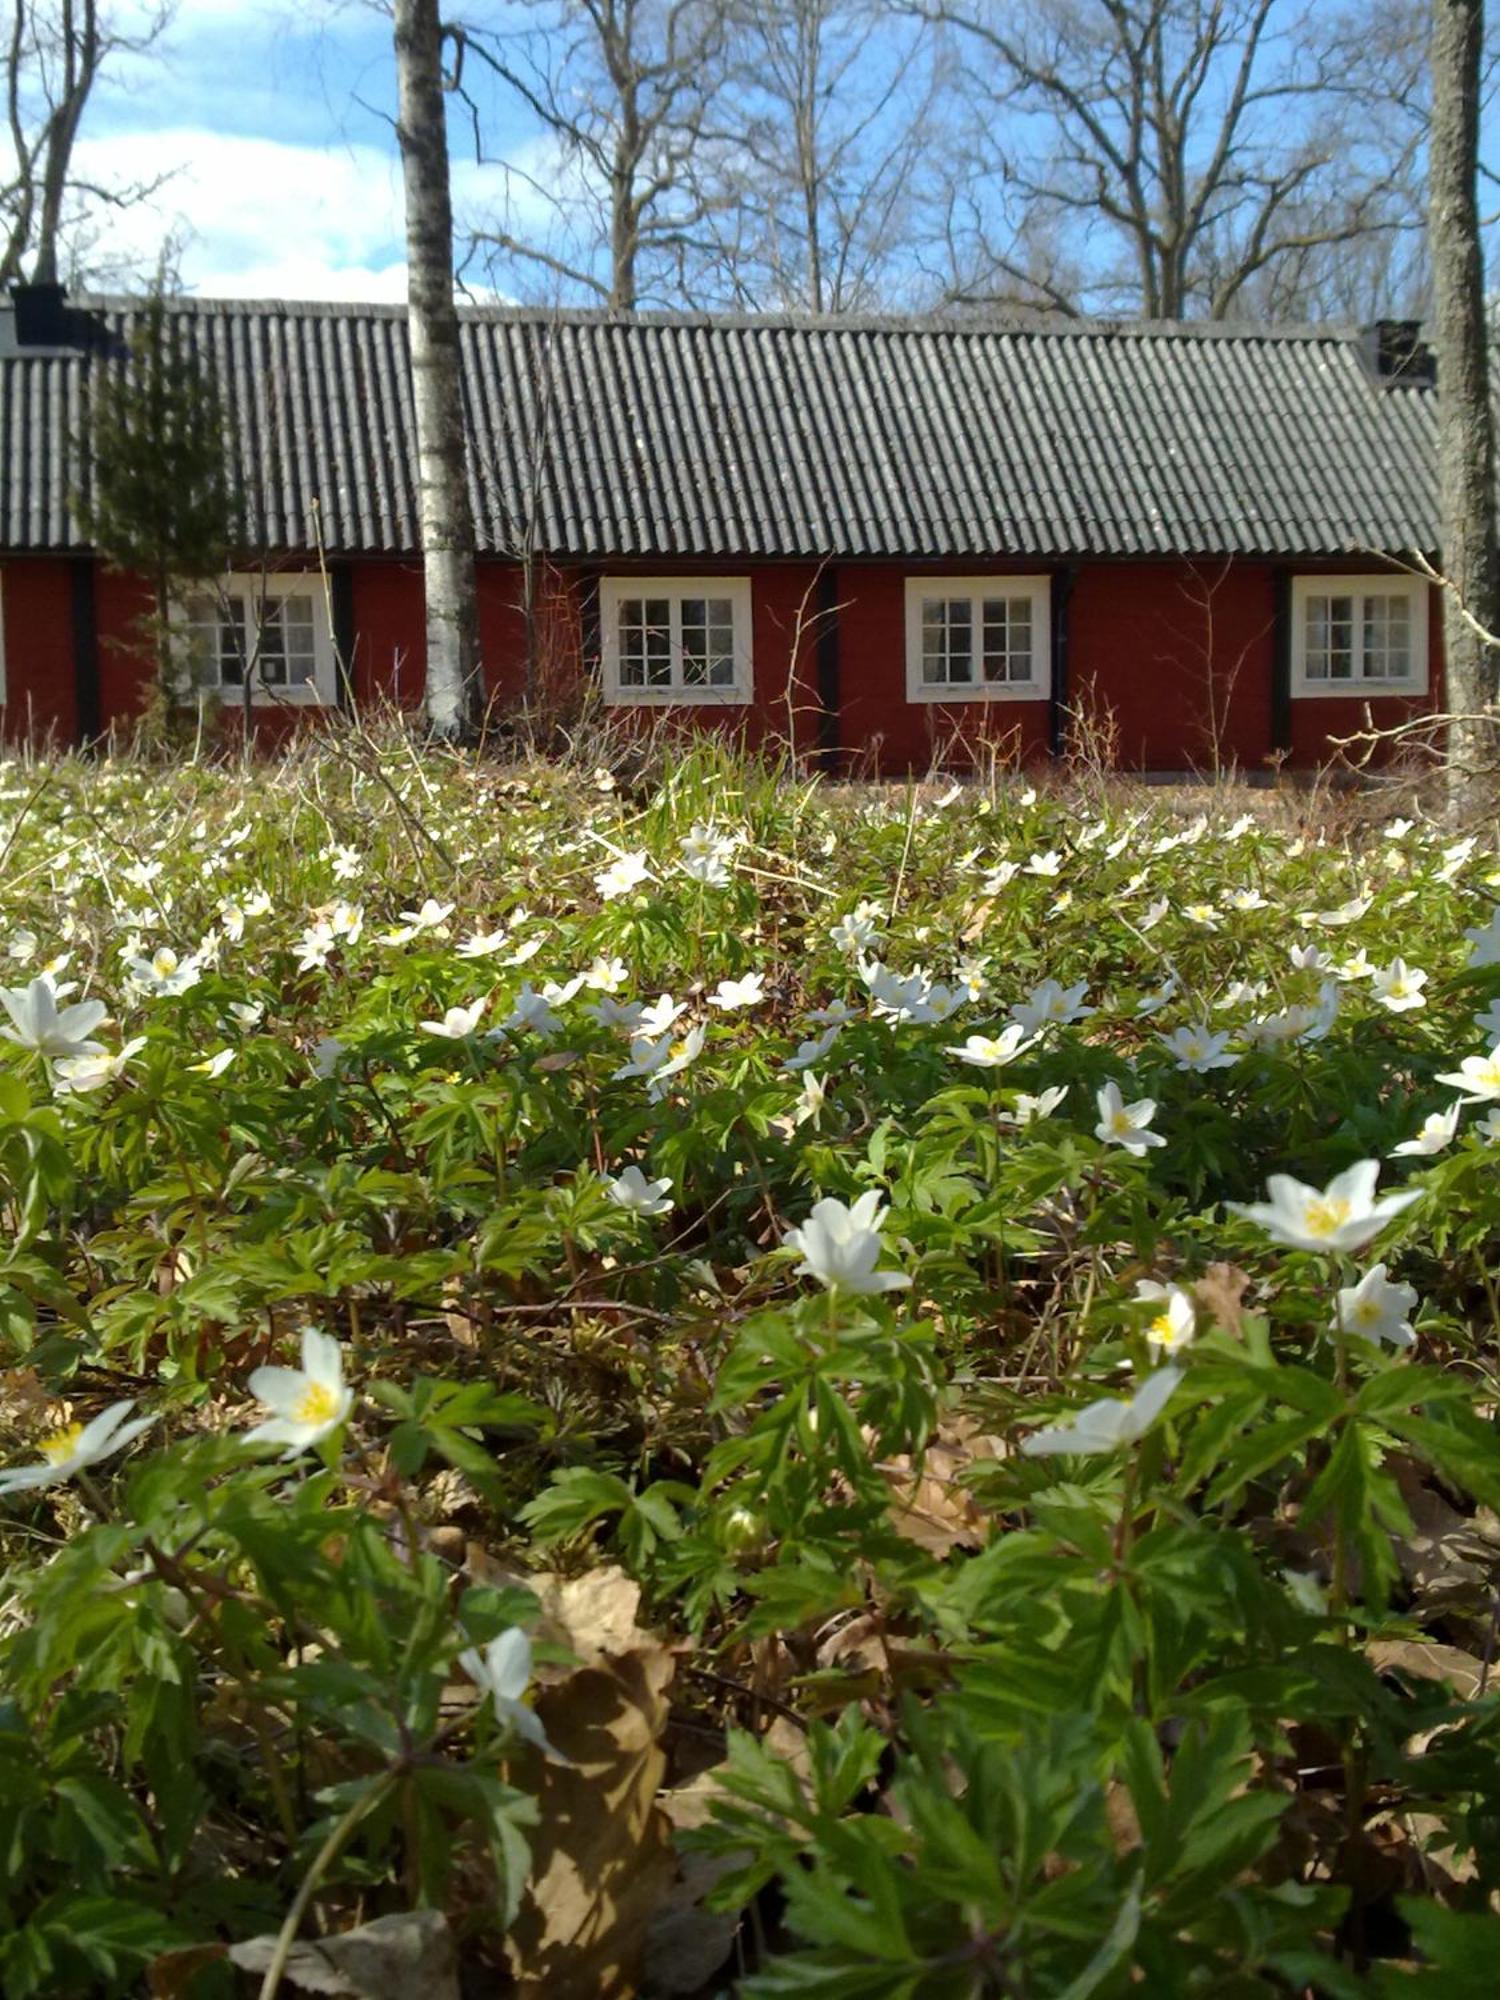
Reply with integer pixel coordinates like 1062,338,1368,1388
879,1421,1002,1556
1368,1638,1488,1700
226,1911,458,1999
1390,1460,1500,1612
815,1613,888,1675
501,1566,678,1998
1193,1262,1251,1339
644,1767,742,1997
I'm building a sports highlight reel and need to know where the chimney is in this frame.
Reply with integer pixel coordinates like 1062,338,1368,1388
10,281,73,347
1360,319,1436,388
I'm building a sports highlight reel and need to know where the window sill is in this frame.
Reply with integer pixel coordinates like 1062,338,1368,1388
606,685,752,707
907,682,1049,703
189,685,335,709
1291,679,1427,700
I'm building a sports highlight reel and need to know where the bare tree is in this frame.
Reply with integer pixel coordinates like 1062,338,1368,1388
1431,0,1498,783
2,0,174,287
918,0,1424,321
686,0,941,314
459,0,730,311
393,0,480,738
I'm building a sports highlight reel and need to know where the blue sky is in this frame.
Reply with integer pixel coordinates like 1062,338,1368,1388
75,1,542,300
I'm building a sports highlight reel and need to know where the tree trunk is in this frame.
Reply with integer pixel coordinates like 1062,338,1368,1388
1430,0,1498,787
393,0,480,739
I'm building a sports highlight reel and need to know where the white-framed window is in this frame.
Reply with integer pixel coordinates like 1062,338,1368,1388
177,574,338,706
904,577,1052,702
1290,575,1427,697
599,578,753,705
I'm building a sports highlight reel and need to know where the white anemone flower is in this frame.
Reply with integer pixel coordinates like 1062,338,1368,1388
127,948,202,997
1012,1085,1069,1125
458,1628,562,1758
0,976,107,1058
228,1000,265,1030
1371,958,1427,1013
607,1164,675,1216
1464,907,1500,967
783,1191,910,1296
1134,1281,1197,1358
1438,1045,1500,1104
456,928,509,960
1231,1160,1420,1253
782,1024,841,1073
709,972,766,1011
1010,978,1094,1036
613,1031,674,1083
187,1049,236,1079
0,1400,156,1497
949,1025,1034,1069
1094,1081,1165,1154
1159,1023,1236,1073
1020,1366,1182,1458
243,1329,354,1457
1390,1104,1461,1158
595,851,653,901
52,1036,148,1095
1334,1264,1418,1349
637,993,685,1038
420,998,489,1040
647,1026,705,1100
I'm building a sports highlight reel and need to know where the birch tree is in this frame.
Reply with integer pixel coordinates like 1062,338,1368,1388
393,0,480,739
2,0,173,287
1430,0,1498,783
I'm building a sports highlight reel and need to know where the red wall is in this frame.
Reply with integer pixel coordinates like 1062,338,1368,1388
838,561,1054,773
1,553,1445,771
1071,561,1275,771
0,560,77,743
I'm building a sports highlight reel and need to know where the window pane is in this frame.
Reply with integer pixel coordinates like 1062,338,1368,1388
617,595,671,688
1362,592,1410,682
217,599,249,686
982,596,1034,683
278,593,318,686
256,597,289,685
1305,593,1353,681
922,597,973,685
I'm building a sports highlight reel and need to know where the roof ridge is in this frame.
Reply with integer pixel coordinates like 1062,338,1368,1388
62,293,1363,346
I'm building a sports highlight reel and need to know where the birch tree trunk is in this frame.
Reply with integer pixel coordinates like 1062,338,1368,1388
393,0,480,739
1430,0,1499,788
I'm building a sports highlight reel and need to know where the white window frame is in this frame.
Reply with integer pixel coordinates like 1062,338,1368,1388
1290,575,1428,698
903,577,1052,702
599,577,753,706
175,573,339,707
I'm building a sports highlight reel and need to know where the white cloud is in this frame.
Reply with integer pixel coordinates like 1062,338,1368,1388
69,127,410,300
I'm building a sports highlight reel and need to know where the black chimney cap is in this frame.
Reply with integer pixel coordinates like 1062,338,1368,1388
10,282,74,348
1360,319,1436,388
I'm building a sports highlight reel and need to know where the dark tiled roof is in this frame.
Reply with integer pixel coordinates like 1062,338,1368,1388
0,295,1441,560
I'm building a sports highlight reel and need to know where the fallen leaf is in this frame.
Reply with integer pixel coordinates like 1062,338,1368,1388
502,1567,678,1998
644,1767,742,1997
1193,1262,1251,1338
227,1911,458,1999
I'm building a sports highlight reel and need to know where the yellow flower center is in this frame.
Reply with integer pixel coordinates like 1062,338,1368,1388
40,1422,84,1464
1355,1301,1381,1325
670,1039,690,1062
292,1381,340,1427
1111,1112,1133,1135
1303,1197,1350,1237
1150,1313,1182,1349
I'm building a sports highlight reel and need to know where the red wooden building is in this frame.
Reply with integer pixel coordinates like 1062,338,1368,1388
0,289,1445,771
